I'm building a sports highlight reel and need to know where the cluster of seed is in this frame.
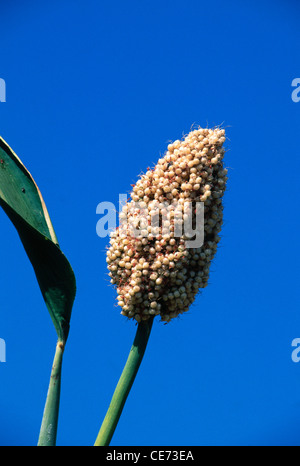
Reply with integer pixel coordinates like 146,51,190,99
106,127,227,322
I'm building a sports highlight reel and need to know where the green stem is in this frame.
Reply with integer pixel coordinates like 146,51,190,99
37,341,64,446
94,317,154,446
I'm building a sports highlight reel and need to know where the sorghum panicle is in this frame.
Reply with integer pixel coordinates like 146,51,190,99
107,127,227,322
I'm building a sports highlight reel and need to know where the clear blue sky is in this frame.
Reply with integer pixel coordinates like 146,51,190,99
1,0,300,446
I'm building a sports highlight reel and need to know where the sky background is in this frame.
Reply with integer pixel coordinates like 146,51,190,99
0,0,300,446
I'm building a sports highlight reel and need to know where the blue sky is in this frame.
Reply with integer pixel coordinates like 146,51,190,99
0,0,300,446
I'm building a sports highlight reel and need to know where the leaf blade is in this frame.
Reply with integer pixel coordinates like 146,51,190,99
0,137,76,343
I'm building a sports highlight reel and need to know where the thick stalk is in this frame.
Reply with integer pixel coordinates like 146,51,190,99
37,341,64,446
94,317,154,446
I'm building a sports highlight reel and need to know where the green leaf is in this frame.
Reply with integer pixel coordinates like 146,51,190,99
0,136,76,343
